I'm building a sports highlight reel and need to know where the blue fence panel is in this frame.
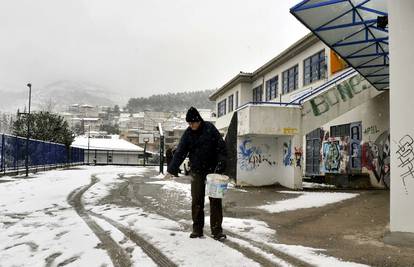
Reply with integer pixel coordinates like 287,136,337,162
0,133,85,173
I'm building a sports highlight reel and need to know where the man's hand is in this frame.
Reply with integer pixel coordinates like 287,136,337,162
163,172,174,179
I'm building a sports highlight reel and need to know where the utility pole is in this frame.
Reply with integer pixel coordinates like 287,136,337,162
25,83,32,177
143,139,148,166
158,122,164,174
87,124,91,165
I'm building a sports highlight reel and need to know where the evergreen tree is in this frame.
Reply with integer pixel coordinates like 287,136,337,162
125,89,215,113
13,111,74,147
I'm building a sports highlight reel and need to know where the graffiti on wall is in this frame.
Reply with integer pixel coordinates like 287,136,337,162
294,147,303,168
363,125,380,135
321,137,349,173
282,141,303,168
350,142,361,170
361,131,390,187
283,141,291,166
308,75,370,116
349,122,362,171
238,139,276,171
322,141,340,172
396,134,414,194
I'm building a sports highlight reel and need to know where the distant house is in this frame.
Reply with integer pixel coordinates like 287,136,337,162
72,135,145,165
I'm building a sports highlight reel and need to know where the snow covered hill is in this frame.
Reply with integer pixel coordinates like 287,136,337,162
0,81,128,113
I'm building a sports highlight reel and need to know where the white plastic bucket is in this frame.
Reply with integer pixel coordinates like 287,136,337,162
206,173,229,198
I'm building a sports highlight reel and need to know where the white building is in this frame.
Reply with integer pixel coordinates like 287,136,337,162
72,135,144,165
210,32,389,190
118,112,145,131
287,0,413,248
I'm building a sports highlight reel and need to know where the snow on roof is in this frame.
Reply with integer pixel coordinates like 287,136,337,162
132,113,144,118
72,136,144,151
81,104,94,108
59,112,73,116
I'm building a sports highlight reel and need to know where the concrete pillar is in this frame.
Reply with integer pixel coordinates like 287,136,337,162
389,1,414,235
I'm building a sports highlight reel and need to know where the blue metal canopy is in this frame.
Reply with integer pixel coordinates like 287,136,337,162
291,0,389,90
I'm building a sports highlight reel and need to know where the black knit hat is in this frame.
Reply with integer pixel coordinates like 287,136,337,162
186,106,203,122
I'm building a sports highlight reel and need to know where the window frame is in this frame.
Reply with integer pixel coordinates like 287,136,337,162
330,123,350,138
228,94,234,112
252,85,263,103
303,50,326,86
265,76,278,101
282,65,299,94
217,99,227,117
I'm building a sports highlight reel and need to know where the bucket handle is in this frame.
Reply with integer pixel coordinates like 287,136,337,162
213,163,224,174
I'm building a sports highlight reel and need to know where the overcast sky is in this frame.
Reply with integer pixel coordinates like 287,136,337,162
0,0,308,98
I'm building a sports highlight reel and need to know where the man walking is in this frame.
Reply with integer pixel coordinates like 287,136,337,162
165,107,227,241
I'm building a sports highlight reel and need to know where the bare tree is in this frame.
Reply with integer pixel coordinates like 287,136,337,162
0,112,15,134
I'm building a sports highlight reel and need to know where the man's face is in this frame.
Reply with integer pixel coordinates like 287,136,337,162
188,121,201,131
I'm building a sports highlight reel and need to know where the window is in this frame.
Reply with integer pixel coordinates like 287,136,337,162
218,99,227,117
252,85,263,102
330,123,350,138
228,94,234,112
282,65,299,94
265,76,278,101
304,50,326,85
235,91,239,108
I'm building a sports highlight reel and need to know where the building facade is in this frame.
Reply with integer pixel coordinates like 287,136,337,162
210,33,389,189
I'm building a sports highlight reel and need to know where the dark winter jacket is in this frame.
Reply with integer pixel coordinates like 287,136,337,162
167,121,227,176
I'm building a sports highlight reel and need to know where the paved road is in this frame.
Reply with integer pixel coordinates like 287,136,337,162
68,168,414,267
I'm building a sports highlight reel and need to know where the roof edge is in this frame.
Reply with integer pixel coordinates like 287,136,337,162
209,72,253,100
209,32,318,100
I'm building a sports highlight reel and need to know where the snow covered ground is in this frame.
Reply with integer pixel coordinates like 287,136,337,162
0,166,367,267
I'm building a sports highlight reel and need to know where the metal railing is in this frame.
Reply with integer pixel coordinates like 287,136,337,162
287,68,357,105
0,133,84,174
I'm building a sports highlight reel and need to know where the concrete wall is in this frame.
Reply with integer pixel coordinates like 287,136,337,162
236,135,300,188
239,83,252,105
238,106,301,136
85,150,140,165
215,111,233,132
237,136,278,186
302,74,382,134
315,91,390,187
389,1,414,233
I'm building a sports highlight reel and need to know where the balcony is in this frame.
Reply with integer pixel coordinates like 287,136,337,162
237,103,302,136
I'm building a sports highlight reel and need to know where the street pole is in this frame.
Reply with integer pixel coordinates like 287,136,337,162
87,124,90,165
25,83,32,177
158,122,164,174
143,140,148,166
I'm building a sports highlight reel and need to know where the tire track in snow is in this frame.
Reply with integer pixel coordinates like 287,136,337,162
89,211,177,267
68,174,177,267
67,175,132,267
126,176,312,267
